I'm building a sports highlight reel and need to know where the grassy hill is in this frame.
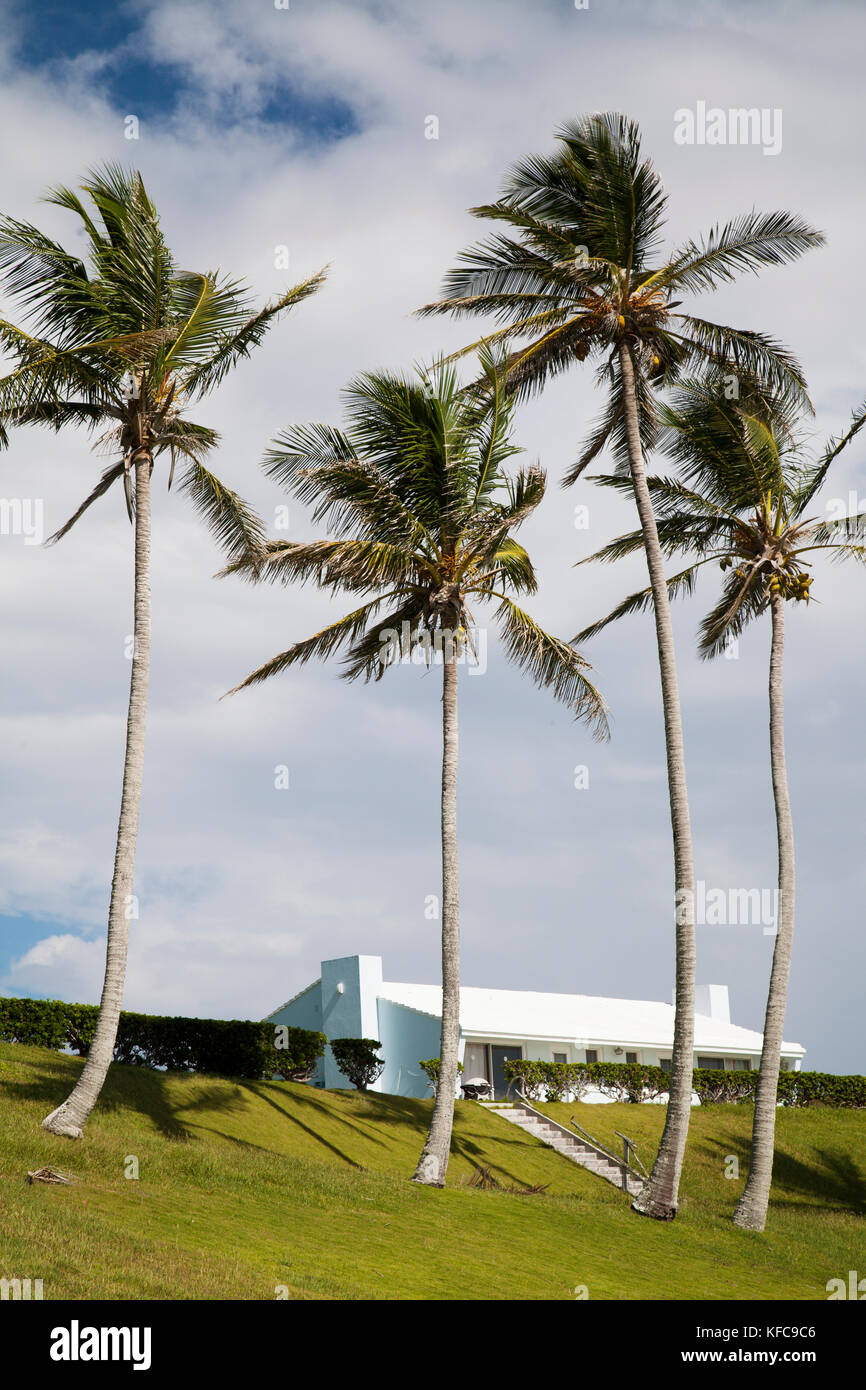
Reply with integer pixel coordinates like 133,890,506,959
1,1042,863,1300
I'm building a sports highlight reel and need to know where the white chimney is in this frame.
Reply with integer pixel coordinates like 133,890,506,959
694,984,731,1024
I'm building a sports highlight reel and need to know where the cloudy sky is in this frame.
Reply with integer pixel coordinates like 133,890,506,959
1,0,863,1070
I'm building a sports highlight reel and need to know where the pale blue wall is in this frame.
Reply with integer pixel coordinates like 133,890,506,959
266,957,384,1090
267,957,439,1095
268,981,322,1031
376,999,441,1098
266,980,326,1085
319,955,383,1088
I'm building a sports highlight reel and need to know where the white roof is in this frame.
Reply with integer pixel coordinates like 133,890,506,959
378,981,804,1057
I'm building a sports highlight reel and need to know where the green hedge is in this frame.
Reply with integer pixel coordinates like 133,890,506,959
504,1059,866,1108
775,1070,866,1108
0,996,326,1082
504,1060,670,1103
330,1037,384,1091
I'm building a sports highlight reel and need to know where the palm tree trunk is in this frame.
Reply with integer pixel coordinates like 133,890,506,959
42,450,153,1138
413,646,460,1185
618,343,696,1220
733,591,795,1231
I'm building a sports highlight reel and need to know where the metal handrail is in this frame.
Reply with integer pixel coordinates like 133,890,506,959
507,1091,645,1195
614,1130,650,1179
568,1118,629,1170
569,1117,645,1192
514,1093,630,1170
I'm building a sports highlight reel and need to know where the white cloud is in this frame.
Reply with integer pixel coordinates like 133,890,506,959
1,0,864,1067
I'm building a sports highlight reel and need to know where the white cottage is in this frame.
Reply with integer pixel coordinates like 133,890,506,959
266,954,805,1100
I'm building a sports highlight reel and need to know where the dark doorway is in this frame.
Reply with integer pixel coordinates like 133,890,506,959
491,1044,523,1100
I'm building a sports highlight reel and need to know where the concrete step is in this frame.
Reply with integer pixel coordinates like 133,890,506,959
510,1122,619,1167
481,1100,645,1198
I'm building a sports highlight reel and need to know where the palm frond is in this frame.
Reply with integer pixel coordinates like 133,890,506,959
672,316,811,415
0,217,98,347
553,112,667,273
807,511,866,548
473,537,537,595
492,595,609,736
465,344,522,506
461,463,546,561
657,379,796,509
563,350,658,484
266,431,437,554
46,460,125,544
178,267,328,398
417,234,575,323
153,416,220,464
224,596,398,695
573,565,703,643
340,595,434,682
652,211,824,297
219,537,427,594
793,396,866,513
178,461,266,560
698,565,768,658
74,166,175,339
0,397,107,447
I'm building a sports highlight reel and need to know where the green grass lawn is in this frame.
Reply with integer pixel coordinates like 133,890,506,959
0,1043,862,1300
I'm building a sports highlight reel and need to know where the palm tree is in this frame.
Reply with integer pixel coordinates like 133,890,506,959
0,165,326,1137
575,378,866,1231
418,112,823,1218
222,351,608,1186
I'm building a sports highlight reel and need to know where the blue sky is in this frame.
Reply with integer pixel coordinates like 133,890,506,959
12,0,359,135
1,0,865,1070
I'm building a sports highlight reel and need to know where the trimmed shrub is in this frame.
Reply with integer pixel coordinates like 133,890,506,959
504,1059,670,1103
691,1068,756,1104
419,1057,464,1097
589,1062,671,1103
776,1070,866,1108
330,1037,385,1091
502,1060,586,1102
0,996,325,1082
503,1058,866,1108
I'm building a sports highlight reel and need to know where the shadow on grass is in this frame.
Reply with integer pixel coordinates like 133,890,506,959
237,1083,366,1169
257,1083,399,1149
703,1135,866,1214
1,1052,224,1142
448,1132,560,1191
1,1050,616,1193
234,1086,568,1189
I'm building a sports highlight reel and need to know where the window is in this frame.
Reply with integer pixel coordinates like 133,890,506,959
625,1051,638,1064
552,1052,567,1064
585,1049,598,1064
697,1056,725,1070
660,1058,672,1073
463,1043,489,1081
732,1058,751,1071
